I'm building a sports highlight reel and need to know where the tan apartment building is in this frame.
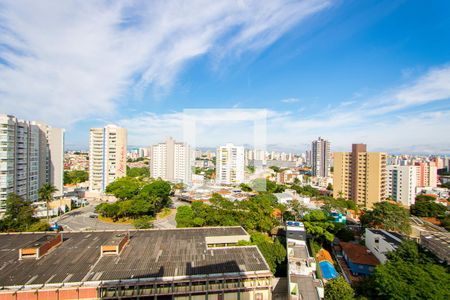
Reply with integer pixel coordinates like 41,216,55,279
89,125,127,192
333,144,386,209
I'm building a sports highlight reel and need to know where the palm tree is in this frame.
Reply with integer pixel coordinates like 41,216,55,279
38,184,58,222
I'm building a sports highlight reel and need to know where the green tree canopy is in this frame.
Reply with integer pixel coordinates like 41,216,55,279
303,210,336,243
360,201,411,234
237,232,286,274
357,240,450,299
324,276,354,300
64,170,88,184
410,195,446,217
127,167,150,177
105,176,143,200
0,193,49,232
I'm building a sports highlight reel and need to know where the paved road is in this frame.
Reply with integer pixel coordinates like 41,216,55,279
56,197,187,231
56,202,133,231
153,198,186,229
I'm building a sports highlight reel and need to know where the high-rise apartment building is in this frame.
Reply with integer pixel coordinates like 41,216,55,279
333,144,387,209
311,137,330,177
386,165,417,207
149,137,192,184
216,143,245,185
415,162,437,188
36,123,65,197
89,125,127,192
0,114,64,210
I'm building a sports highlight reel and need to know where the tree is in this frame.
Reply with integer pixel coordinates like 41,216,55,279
288,199,308,220
360,201,411,234
133,216,154,229
64,170,88,184
410,195,446,217
105,177,143,200
303,210,336,243
325,276,354,300
176,206,194,227
127,167,150,177
357,240,450,299
28,220,51,232
38,184,58,222
238,232,286,274
4,193,36,230
326,183,333,191
239,183,252,192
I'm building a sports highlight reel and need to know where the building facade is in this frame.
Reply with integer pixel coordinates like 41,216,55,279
216,144,245,185
311,137,330,177
415,162,437,188
386,165,417,207
89,125,127,192
333,144,387,209
0,114,64,210
365,229,403,264
150,137,192,184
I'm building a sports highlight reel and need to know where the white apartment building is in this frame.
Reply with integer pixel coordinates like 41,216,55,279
89,125,127,192
0,114,64,210
150,137,192,184
365,228,404,264
216,143,245,185
36,123,65,197
386,165,417,207
311,137,330,177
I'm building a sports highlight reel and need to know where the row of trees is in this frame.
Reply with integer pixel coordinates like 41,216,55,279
324,240,450,299
356,240,450,299
96,176,171,222
175,193,287,273
176,193,284,232
0,193,50,232
63,170,88,185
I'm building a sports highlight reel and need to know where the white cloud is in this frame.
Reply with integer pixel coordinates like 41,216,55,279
281,98,300,103
365,64,450,115
0,0,330,127
117,64,450,153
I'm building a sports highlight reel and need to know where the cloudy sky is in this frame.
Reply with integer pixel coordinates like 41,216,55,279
1,0,450,153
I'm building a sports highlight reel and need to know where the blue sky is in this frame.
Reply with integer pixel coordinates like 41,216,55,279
1,0,450,153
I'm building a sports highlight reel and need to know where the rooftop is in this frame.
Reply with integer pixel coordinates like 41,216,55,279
340,242,380,266
368,229,404,248
0,227,270,288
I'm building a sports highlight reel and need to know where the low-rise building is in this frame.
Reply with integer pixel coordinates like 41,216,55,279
340,242,379,276
286,221,323,300
0,227,273,300
365,229,404,263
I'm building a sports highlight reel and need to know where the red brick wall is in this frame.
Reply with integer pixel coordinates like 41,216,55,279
39,233,62,257
118,233,129,253
0,286,98,300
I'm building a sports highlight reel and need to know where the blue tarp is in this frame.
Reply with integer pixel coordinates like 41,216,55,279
319,261,338,279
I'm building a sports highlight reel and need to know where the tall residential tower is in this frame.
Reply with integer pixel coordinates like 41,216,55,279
311,137,330,177
89,125,127,192
216,143,245,185
149,137,192,184
0,114,64,210
333,144,387,209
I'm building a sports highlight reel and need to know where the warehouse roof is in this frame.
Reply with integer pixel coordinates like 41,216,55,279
0,227,270,287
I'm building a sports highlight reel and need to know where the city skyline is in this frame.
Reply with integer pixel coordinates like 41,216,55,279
1,1,450,153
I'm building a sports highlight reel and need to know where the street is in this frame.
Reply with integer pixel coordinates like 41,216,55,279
55,201,133,231
56,197,186,231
